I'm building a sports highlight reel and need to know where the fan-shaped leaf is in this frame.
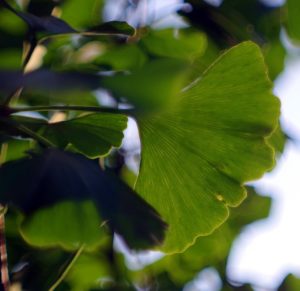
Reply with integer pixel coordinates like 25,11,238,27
21,201,106,250
135,41,280,253
11,113,127,158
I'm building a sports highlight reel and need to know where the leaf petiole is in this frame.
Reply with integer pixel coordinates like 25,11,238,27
49,245,85,291
10,105,133,115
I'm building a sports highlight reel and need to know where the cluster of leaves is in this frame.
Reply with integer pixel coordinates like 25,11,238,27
0,0,294,289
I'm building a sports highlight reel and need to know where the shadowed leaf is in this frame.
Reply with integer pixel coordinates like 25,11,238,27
0,69,101,96
1,0,134,38
0,70,23,97
0,149,167,249
86,21,135,36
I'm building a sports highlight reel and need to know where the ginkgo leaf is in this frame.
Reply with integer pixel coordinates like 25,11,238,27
13,113,128,158
40,113,128,158
21,201,106,250
0,149,167,249
135,41,280,253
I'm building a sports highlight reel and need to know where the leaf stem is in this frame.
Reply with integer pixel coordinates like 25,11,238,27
0,144,9,291
49,245,85,291
1,118,55,148
10,105,133,115
14,123,55,148
0,208,9,291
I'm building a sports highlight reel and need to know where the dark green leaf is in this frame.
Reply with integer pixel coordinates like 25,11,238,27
1,138,33,162
0,149,167,249
85,21,135,36
0,70,23,97
0,0,76,35
0,69,101,96
16,113,128,158
1,0,134,42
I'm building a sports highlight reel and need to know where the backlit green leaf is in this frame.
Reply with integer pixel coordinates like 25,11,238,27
141,28,207,61
97,44,147,70
285,0,300,43
60,0,104,28
135,41,280,253
142,187,271,284
21,201,106,250
101,59,189,110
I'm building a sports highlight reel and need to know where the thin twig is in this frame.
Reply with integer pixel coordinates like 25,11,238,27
13,123,55,148
0,208,9,291
0,144,9,291
49,245,85,291
1,118,55,148
10,105,133,115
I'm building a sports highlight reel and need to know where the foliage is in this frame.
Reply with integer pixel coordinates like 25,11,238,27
0,0,294,289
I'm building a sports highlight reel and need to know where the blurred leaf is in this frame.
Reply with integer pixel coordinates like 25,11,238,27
0,0,76,35
0,49,22,69
0,4,27,35
60,0,104,28
278,274,300,291
1,0,134,38
101,59,189,110
0,69,96,97
181,0,286,80
135,42,280,253
24,69,101,92
86,21,135,36
141,28,207,61
0,149,167,249
263,40,286,80
3,208,73,290
97,44,147,70
1,138,33,162
285,0,300,43
267,123,286,158
65,253,111,291
0,70,23,97
1,60,185,108
142,187,271,285
26,0,57,17
21,201,107,250
20,248,73,290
